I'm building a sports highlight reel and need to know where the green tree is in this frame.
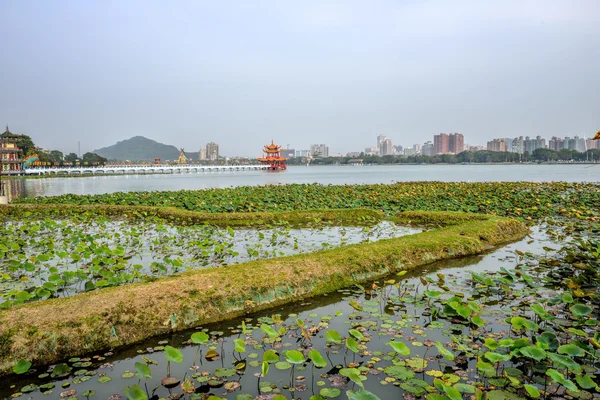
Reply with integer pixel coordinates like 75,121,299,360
49,150,64,162
82,152,107,164
64,153,78,163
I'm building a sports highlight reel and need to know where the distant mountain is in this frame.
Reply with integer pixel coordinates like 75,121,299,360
94,136,199,161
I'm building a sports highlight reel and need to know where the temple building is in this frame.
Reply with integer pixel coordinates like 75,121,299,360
0,126,23,174
257,141,287,170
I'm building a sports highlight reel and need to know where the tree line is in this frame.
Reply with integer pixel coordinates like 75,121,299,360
1,131,107,165
287,148,600,165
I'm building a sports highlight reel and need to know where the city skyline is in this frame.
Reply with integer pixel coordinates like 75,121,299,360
6,126,599,159
1,1,598,157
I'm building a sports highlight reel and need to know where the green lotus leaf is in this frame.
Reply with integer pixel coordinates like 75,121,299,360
575,375,598,390
346,337,359,353
164,345,184,363
263,350,279,364
234,338,246,353
285,350,305,364
383,365,414,381
348,329,364,341
557,344,585,357
442,383,463,400
519,346,546,361
319,388,341,399
485,352,511,363
524,384,540,398
214,367,236,378
275,361,292,370
436,341,454,361
454,383,476,394
536,332,558,351
346,389,381,400
191,332,209,344
389,341,410,356
260,324,279,338
134,362,152,380
570,304,592,317
547,352,582,373
326,330,343,343
124,385,148,400
13,360,32,375
308,349,327,368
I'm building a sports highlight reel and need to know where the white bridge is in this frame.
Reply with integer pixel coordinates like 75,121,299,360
24,164,269,175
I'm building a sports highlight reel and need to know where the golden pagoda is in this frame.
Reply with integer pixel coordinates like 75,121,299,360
257,140,287,171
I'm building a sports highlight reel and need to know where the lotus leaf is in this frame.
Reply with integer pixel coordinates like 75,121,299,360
319,388,341,398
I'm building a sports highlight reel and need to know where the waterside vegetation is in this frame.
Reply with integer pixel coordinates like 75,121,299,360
2,181,599,400
0,210,527,377
14,182,600,220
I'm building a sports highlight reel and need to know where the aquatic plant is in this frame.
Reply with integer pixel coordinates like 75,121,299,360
12,181,600,220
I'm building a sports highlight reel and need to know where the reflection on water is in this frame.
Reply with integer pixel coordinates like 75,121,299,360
1,179,26,201
6,164,600,201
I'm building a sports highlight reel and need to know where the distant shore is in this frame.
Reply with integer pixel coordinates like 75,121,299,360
2,160,599,180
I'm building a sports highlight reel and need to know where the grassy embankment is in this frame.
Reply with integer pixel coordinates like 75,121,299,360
13,181,600,219
0,203,383,226
0,207,528,376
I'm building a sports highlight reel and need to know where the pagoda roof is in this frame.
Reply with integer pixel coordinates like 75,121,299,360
263,140,283,151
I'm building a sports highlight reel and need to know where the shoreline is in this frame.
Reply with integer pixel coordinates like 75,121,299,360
1,161,599,180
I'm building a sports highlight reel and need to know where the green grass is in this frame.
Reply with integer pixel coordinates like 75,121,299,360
0,204,384,227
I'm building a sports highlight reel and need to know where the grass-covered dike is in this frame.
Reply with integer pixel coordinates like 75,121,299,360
13,181,600,219
0,210,527,376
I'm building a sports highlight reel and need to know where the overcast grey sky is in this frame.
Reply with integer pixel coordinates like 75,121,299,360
1,0,599,156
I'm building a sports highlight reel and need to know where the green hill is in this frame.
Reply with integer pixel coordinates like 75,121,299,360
94,136,199,161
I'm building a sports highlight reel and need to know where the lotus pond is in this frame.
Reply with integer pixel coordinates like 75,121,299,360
2,219,599,400
0,218,419,307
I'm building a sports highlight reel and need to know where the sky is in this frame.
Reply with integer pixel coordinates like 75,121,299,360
1,1,599,157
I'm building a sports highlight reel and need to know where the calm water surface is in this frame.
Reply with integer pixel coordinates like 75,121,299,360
4,164,599,200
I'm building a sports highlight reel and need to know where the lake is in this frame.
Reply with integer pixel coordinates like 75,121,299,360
3,164,599,200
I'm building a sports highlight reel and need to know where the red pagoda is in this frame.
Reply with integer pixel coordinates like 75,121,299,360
257,141,287,171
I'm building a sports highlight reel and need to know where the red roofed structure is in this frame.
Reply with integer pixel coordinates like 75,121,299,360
257,141,287,171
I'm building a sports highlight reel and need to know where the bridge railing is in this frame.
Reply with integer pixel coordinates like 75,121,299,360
24,164,267,174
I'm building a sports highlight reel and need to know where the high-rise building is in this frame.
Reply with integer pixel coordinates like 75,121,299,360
310,144,329,157
412,144,421,154
376,135,386,155
523,136,546,153
566,136,586,153
434,134,449,154
448,133,464,154
512,137,524,154
206,142,219,161
549,137,564,151
487,139,508,152
422,141,434,156
296,150,310,157
380,139,393,156
281,149,295,158
199,147,207,160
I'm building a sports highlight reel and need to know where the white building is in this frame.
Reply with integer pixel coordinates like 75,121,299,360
422,141,434,156
310,144,329,157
